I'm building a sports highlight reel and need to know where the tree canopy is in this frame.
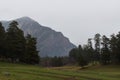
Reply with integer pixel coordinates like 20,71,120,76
0,21,40,64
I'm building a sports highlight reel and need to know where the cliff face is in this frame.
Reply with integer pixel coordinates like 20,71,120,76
2,17,76,57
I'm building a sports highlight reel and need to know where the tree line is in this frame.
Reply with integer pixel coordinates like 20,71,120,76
0,21,39,64
38,32,120,67
1,20,120,67
69,33,120,67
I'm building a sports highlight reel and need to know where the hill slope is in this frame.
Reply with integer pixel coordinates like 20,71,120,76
1,17,76,57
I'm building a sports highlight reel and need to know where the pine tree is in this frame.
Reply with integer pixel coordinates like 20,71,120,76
101,35,110,65
69,48,78,63
25,34,39,64
110,32,120,64
77,45,88,68
6,21,26,62
116,32,120,64
0,22,6,58
87,38,94,64
94,33,101,62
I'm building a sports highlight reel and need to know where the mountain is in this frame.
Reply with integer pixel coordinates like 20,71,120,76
1,17,76,57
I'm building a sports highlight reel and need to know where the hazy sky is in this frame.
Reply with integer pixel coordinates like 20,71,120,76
0,0,120,45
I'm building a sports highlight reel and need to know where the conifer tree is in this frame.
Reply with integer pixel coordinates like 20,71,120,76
25,34,39,64
6,21,26,62
0,22,6,58
94,33,101,62
101,35,110,65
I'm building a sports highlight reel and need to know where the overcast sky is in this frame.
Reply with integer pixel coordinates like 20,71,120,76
0,0,120,45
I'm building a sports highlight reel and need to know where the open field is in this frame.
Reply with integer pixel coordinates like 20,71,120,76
0,62,120,80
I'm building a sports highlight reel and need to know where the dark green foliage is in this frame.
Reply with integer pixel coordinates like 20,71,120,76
109,34,117,64
0,21,39,64
24,34,40,64
69,32,120,66
94,33,101,61
110,33,120,64
6,21,26,62
101,35,110,65
69,48,78,63
0,22,6,58
69,45,88,67
77,45,88,67
40,56,51,67
51,56,63,67
40,56,64,67
87,39,95,64
115,32,120,63
78,53,87,68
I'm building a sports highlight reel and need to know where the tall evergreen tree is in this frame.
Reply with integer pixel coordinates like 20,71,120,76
94,33,101,62
25,34,39,64
6,21,26,62
110,34,119,64
87,38,94,64
101,35,110,65
69,45,88,67
0,22,6,58
116,32,120,64
77,45,88,68
69,48,78,63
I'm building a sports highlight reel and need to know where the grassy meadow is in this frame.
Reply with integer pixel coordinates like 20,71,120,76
0,62,120,80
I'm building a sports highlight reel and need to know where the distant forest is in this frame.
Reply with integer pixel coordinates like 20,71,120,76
69,33,120,67
42,32,120,67
0,20,120,67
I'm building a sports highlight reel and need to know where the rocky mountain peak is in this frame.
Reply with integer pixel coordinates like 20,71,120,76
16,16,34,22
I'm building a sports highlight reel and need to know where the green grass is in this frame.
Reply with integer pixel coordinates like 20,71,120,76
0,62,120,80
